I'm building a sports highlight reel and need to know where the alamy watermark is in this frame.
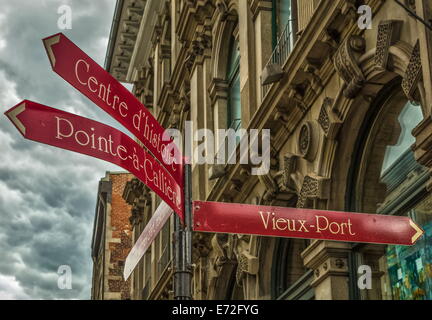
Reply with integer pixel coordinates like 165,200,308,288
358,5,373,30
358,265,372,290
57,4,72,30
163,121,271,176
57,265,72,290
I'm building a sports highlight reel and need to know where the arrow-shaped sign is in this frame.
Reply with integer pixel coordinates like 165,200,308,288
123,201,173,280
4,100,184,220
193,201,425,246
42,33,183,187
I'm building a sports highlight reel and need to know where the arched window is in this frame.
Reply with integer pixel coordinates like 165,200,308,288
349,80,432,300
379,101,431,300
226,35,241,131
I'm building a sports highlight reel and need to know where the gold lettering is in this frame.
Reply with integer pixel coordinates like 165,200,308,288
258,211,271,229
347,219,356,235
276,218,287,231
297,220,309,232
316,216,329,233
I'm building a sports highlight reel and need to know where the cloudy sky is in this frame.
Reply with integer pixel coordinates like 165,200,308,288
0,0,131,299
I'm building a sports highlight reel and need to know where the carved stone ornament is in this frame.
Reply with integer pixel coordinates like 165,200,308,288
374,20,403,71
296,174,329,209
278,153,298,192
333,35,366,99
402,40,422,103
258,172,279,203
317,98,342,139
298,121,320,161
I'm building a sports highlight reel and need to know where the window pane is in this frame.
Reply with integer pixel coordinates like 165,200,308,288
385,194,432,300
227,35,241,131
278,0,292,36
381,102,423,173
228,72,241,130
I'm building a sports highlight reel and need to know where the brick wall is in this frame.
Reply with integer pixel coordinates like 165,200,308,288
107,173,133,300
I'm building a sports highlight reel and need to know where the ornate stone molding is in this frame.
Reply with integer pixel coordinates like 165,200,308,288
374,20,403,71
208,78,229,105
402,40,422,102
296,174,329,209
258,172,279,203
216,0,236,22
275,153,298,193
317,97,342,139
192,233,212,261
298,121,320,162
185,23,212,70
207,233,237,285
301,240,351,299
235,250,259,286
333,35,366,98
177,0,215,42
249,0,272,21
288,87,307,113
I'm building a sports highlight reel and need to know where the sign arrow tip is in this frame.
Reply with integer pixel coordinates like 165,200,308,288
43,34,61,68
5,101,26,136
410,219,424,244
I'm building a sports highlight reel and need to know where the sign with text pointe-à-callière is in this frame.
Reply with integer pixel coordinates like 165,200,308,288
4,101,184,219
193,201,425,246
42,33,183,187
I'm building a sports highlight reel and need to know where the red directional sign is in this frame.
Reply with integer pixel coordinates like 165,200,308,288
193,201,424,246
123,201,173,280
42,33,183,185
4,100,184,220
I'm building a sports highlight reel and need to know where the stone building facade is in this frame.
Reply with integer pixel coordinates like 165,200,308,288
104,0,432,300
91,172,134,300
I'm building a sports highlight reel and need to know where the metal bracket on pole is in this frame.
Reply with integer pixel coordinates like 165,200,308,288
173,163,193,300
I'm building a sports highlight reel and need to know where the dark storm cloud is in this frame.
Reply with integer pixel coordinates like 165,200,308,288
0,0,126,299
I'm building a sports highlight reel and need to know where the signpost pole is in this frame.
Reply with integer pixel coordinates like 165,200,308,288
174,163,192,300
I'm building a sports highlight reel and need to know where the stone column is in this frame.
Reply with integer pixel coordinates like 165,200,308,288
160,44,171,86
208,78,229,179
190,63,208,200
238,0,258,125
189,23,212,199
301,240,351,300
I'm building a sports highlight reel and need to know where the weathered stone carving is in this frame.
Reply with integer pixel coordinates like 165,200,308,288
296,174,329,208
277,153,298,193
402,40,422,102
317,98,342,139
235,251,258,285
192,233,212,261
374,20,403,71
298,121,320,161
250,0,272,20
216,0,231,21
333,35,366,98
289,86,307,113
258,172,279,203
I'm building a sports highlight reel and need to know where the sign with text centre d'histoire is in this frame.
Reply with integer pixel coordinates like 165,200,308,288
42,33,183,187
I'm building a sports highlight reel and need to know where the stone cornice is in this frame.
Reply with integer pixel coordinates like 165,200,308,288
249,0,272,21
